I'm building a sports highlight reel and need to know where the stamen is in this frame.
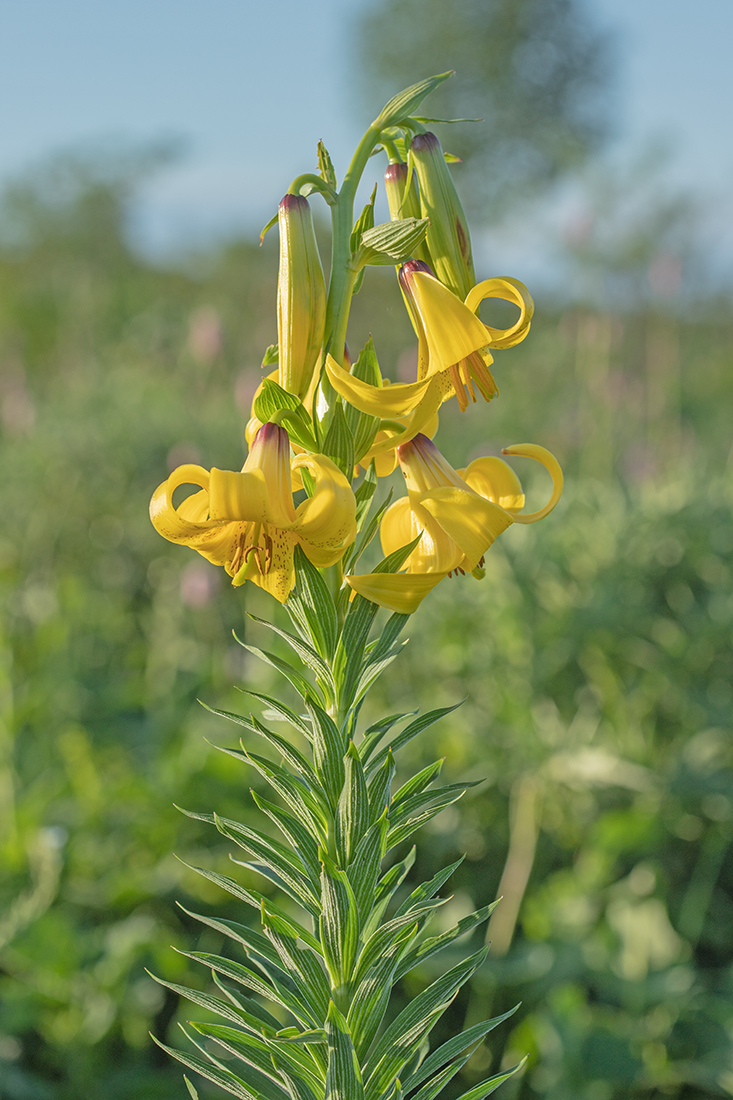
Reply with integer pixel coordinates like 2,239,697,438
466,351,498,403
448,362,468,412
460,359,477,404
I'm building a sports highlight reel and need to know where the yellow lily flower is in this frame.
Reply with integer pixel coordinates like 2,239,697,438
346,434,562,613
149,423,356,604
326,263,534,455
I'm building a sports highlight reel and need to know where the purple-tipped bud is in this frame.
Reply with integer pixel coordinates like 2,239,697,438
410,131,475,298
384,161,422,223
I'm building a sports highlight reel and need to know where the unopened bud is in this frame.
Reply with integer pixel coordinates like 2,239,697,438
411,131,475,299
277,194,326,399
384,161,422,222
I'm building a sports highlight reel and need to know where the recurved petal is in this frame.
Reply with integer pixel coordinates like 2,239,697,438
345,571,445,613
325,354,431,417
293,452,356,548
419,487,514,570
381,498,465,575
149,464,215,543
409,270,491,369
501,444,563,523
463,277,534,349
462,456,526,512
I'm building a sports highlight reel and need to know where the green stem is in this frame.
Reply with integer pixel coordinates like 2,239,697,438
323,124,382,364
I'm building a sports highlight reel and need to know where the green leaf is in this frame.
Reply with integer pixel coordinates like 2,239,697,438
366,701,465,774
178,904,284,969
251,792,322,882
350,184,377,254
333,595,380,711
401,1006,520,1095
289,545,340,661
254,379,310,426
409,1055,471,1100
180,950,318,1029
200,704,310,777
362,948,490,1100
147,972,264,1032
389,781,479,830
394,857,464,918
214,814,321,913
367,749,395,824
237,750,329,840
210,973,285,1032
347,813,388,922
242,644,326,708
335,741,370,864
150,1035,267,1100
386,785,470,848
358,710,417,762
343,488,394,573
318,140,337,189
241,689,313,740
184,1077,201,1100
189,1024,289,1100
347,922,416,1058
306,699,346,806
320,858,360,988
326,1001,364,1100
373,72,454,130
456,1059,528,1100
261,917,332,1022
357,218,430,266
175,859,319,949
395,900,501,980
364,847,415,937
246,614,336,697
391,759,444,811
260,212,278,245
363,613,410,670
262,343,279,366
344,339,382,463
353,462,379,530
321,401,355,480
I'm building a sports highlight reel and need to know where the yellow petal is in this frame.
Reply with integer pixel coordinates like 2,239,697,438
379,498,413,557
381,497,465,575
239,424,298,528
149,464,214,543
500,444,563,523
346,572,445,613
462,456,526,512
409,270,491,370
366,381,444,457
463,277,534,349
236,529,297,604
325,354,430,417
419,487,514,570
292,452,356,548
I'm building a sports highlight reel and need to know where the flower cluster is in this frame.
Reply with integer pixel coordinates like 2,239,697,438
150,112,562,612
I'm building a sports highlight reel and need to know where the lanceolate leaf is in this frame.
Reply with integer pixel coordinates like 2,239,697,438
362,947,490,1100
386,786,470,848
148,972,266,1032
239,751,329,840
150,1035,269,1100
409,1055,472,1100
336,741,370,864
358,711,417,762
188,1023,289,1100
395,858,464,917
251,791,322,883
241,689,313,740
201,706,317,784
180,950,318,1029
401,1006,521,1095
347,922,415,1057
320,858,360,988
363,847,416,936
245,615,336,697
366,701,465,774
214,814,321,914
389,781,480,830
390,759,445,811
306,699,346,805
288,546,339,662
325,1001,364,1100
456,1059,528,1100
395,901,501,980
347,814,388,922
367,749,395,824
242,644,326,709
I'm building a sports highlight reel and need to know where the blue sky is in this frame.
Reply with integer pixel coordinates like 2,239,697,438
1,0,731,274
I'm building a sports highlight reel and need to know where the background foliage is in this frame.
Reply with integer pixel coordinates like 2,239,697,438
1,17,732,1096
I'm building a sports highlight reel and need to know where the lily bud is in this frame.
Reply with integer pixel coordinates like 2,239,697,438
384,161,422,222
277,194,327,400
411,131,475,299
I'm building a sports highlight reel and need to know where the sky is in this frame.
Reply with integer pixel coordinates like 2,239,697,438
1,0,731,277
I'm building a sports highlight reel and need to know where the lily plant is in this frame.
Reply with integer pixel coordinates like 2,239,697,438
148,72,562,1100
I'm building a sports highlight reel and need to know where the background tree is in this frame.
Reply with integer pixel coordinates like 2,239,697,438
352,0,615,220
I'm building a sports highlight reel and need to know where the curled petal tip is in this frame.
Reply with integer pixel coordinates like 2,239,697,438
501,444,563,523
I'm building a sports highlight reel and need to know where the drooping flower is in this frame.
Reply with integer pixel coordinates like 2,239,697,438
346,434,562,613
410,131,475,299
149,423,356,603
326,263,534,455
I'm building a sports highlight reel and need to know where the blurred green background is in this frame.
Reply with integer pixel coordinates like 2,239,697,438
1,1,732,1098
